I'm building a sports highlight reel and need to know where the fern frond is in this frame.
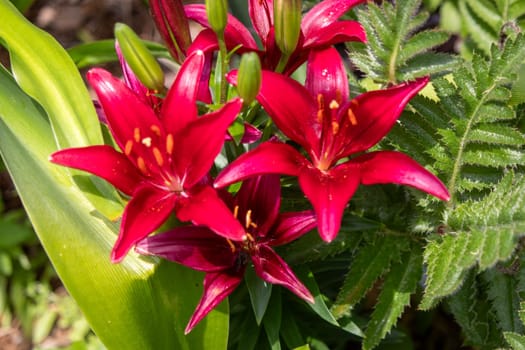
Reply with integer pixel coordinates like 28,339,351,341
349,0,458,85
331,235,408,319
482,268,523,334
362,249,422,350
420,172,525,309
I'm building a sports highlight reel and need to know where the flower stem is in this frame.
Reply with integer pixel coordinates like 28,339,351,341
217,32,229,104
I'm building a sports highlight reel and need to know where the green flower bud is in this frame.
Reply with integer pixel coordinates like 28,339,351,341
114,23,164,92
237,52,262,105
205,0,228,35
274,0,302,56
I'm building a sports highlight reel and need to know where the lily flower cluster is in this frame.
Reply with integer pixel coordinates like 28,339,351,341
49,0,450,334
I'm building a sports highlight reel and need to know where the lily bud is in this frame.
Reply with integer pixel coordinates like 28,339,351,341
274,0,302,55
114,23,164,92
237,52,262,105
149,0,191,63
205,0,228,35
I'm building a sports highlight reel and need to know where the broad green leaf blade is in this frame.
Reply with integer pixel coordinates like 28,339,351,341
0,65,228,350
246,266,272,325
263,288,282,350
67,39,171,69
0,0,100,149
0,0,122,218
363,249,422,350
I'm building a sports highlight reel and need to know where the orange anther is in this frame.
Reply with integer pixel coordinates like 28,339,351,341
166,134,174,155
233,205,239,219
332,121,340,134
348,108,358,126
133,128,141,142
317,93,325,110
124,140,133,156
150,125,161,136
317,109,324,123
152,147,164,166
137,157,148,175
245,209,253,229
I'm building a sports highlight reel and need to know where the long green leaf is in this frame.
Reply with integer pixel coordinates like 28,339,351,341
0,65,228,349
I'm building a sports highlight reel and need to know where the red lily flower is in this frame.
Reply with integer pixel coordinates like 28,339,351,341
184,0,367,73
50,51,245,262
217,47,450,242
136,174,316,333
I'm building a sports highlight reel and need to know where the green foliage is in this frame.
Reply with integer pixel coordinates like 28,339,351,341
440,0,525,55
349,0,459,85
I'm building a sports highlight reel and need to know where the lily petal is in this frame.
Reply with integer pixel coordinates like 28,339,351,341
228,70,319,151
306,46,349,105
185,271,244,334
87,68,162,152
161,50,205,135
187,29,218,104
340,77,429,157
301,0,367,38
135,226,236,272
298,163,360,242
177,186,245,241
175,98,242,188
112,184,178,262
249,0,273,45
185,4,258,51
49,145,143,196
235,175,281,237
214,141,306,189
356,151,450,201
269,210,317,246
303,20,366,48
252,245,314,303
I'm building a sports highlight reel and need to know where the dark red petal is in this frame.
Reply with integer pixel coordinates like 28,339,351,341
340,77,429,157
87,68,162,152
303,20,366,48
355,151,450,201
111,185,177,262
228,70,319,151
298,164,360,242
252,245,314,303
306,47,349,105
177,186,245,241
175,98,242,188
187,29,218,104
301,0,367,37
185,4,258,50
161,50,204,135
248,0,273,45
135,226,236,271
269,210,317,246
49,145,143,196
185,271,244,334
214,141,306,189
235,175,281,237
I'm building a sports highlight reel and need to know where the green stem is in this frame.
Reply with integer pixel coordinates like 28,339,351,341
217,32,229,104
275,53,291,74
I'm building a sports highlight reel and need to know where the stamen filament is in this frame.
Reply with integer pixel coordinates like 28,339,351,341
226,239,236,253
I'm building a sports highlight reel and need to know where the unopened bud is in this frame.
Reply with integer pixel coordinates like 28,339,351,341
114,23,164,92
237,52,262,105
274,0,302,55
150,0,191,63
205,0,228,35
